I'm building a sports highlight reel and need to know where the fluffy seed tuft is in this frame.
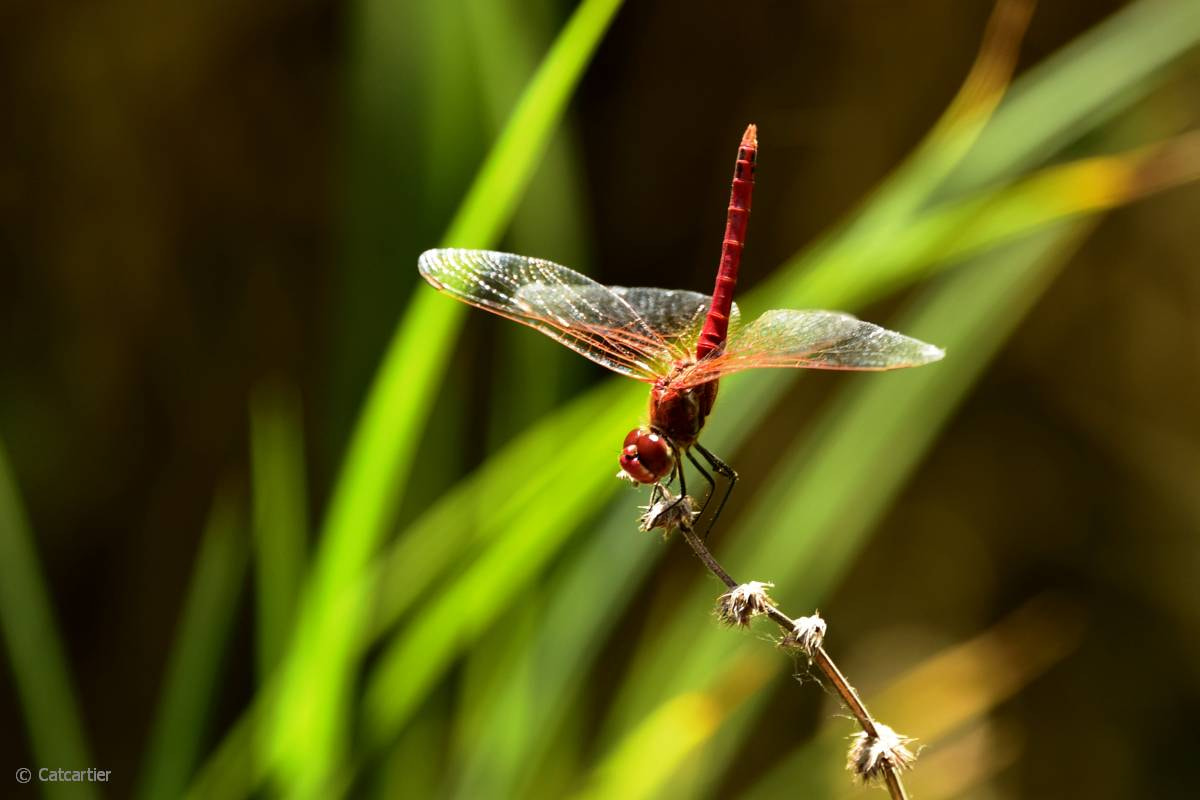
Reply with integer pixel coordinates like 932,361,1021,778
780,612,827,657
716,581,775,627
846,722,916,783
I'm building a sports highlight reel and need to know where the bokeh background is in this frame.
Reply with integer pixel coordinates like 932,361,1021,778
2,0,1199,797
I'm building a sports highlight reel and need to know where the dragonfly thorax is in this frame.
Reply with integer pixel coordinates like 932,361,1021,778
649,376,718,451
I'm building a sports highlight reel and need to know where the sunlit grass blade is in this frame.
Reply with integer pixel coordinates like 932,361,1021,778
269,0,627,791
0,440,95,800
597,224,1094,795
772,0,1200,311
249,380,308,683
944,0,1200,193
572,654,775,800
136,488,247,800
372,699,450,800
360,389,646,745
449,583,543,798
184,686,276,800
447,506,661,800
367,378,636,634
467,0,593,450
832,0,1032,248
780,130,1200,312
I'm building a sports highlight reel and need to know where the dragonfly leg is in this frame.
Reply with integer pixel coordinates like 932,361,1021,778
663,460,680,491
661,447,691,521
685,449,718,518
669,446,687,499
650,463,679,506
693,442,738,538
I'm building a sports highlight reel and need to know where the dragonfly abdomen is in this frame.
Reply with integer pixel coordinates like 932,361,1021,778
696,124,757,360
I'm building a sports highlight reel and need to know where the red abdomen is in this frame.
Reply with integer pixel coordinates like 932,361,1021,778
696,124,757,360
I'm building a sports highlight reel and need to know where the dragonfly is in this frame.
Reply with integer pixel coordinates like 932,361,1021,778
419,125,943,534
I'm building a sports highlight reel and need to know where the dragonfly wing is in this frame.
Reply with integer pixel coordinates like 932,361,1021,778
419,249,679,380
608,287,740,353
677,308,944,385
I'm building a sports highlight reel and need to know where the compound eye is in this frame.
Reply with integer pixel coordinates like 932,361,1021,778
619,428,673,484
634,432,673,480
624,427,649,448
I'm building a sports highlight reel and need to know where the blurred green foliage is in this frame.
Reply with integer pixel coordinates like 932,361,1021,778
1,1,1199,798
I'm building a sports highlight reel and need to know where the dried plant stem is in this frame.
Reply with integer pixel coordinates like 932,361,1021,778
676,523,909,800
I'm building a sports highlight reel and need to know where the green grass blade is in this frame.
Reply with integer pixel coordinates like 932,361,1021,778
573,656,775,800
361,386,645,745
449,581,544,798
249,381,308,683
183,685,275,800
945,0,1200,193
467,0,592,450
771,0,1200,312
447,507,661,799
367,377,635,637
824,0,1031,252
0,440,95,800
268,0,625,794
371,697,450,800
440,0,623,247
776,135,1200,313
136,488,248,800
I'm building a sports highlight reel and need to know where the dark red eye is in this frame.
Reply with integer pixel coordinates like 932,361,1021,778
618,427,674,484
634,432,672,477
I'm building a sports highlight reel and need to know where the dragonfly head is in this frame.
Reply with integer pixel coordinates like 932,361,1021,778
619,427,674,484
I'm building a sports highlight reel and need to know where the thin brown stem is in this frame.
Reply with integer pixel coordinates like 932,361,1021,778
676,523,909,800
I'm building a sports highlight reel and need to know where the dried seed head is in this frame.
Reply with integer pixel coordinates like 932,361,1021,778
716,581,775,627
846,722,916,783
780,612,827,657
638,490,698,535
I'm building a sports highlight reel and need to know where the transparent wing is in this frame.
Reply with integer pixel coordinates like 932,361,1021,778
419,248,691,381
606,287,739,353
675,308,944,386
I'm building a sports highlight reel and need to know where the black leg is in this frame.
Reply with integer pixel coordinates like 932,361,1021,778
651,455,682,504
686,449,717,518
673,446,687,500
662,460,678,490
693,442,738,537
658,446,694,522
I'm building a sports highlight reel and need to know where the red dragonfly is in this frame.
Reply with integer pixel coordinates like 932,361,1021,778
419,125,943,531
